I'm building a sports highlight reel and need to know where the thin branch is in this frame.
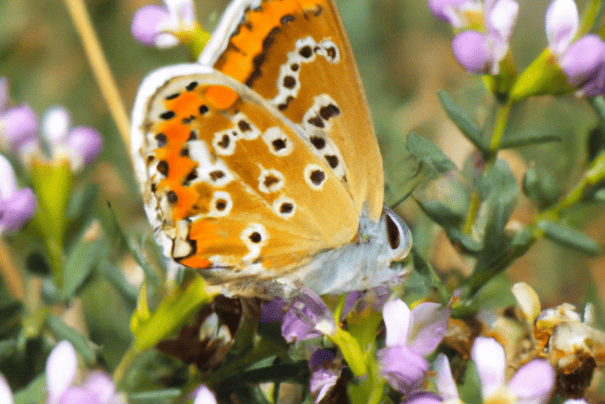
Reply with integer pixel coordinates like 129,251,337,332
62,0,131,154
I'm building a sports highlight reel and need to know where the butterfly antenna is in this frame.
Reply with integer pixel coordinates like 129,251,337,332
62,0,132,152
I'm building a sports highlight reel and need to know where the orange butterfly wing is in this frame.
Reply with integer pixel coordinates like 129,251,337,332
200,0,385,222
131,65,359,292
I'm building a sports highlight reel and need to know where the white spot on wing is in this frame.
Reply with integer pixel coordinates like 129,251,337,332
258,168,284,193
262,127,293,156
212,129,237,155
272,196,296,218
240,223,267,263
208,191,233,217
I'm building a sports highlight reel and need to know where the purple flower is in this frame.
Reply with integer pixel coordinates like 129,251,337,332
545,0,605,95
281,288,336,343
260,298,284,324
378,300,450,393
46,341,127,404
0,374,14,404
0,154,35,234
401,391,444,404
41,107,102,171
0,78,39,153
193,385,216,404
449,0,519,75
131,0,196,48
309,350,340,403
428,0,482,28
471,337,555,403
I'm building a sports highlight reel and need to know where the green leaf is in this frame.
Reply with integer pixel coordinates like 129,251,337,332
98,259,139,303
46,315,96,365
405,132,456,173
500,133,562,149
538,220,601,255
127,389,182,404
131,276,214,351
14,374,46,404
523,167,561,209
411,249,451,305
437,90,487,154
474,159,518,272
0,339,17,361
590,96,605,125
108,203,159,289
416,199,463,228
329,327,367,376
65,183,99,222
63,238,106,298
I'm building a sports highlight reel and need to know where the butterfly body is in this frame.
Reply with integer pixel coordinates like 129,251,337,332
131,0,412,298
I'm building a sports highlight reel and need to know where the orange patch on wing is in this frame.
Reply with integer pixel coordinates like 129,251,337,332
181,255,212,269
205,86,239,110
217,0,324,83
165,92,203,118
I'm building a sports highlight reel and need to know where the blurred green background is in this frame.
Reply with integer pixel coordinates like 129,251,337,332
1,0,603,368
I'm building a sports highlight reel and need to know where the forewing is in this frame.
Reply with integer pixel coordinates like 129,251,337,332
131,64,358,276
200,0,384,221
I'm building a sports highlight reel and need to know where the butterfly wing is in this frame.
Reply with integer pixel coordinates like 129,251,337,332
131,64,359,289
199,0,385,222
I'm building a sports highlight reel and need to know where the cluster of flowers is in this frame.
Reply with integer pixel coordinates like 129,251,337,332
0,78,102,236
429,0,605,96
259,283,603,403
0,340,216,404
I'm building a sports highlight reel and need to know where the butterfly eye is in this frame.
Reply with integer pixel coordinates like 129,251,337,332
384,209,412,261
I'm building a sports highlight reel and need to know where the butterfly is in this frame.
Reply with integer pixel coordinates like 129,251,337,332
130,0,412,298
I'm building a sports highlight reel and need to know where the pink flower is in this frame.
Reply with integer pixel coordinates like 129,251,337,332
41,107,102,171
378,300,450,393
0,154,35,234
131,0,197,48
545,0,605,95
0,77,39,153
45,341,127,404
450,0,519,74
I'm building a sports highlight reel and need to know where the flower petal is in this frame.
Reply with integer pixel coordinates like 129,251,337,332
0,375,13,404
408,303,449,356
42,106,70,145
508,359,555,404
452,31,491,74
281,288,334,342
401,391,443,404
0,155,17,199
46,341,78,404
559,35,605,87
0,187,36,233
383,299,411,347
310,366,339,403
378,345,430,394
309,349,334,372
471,337,505,399
434,354,459,401
131,5,171,46
193,385,217,404
80,372,116,404
65,126,103,168
486,0,518,62
511,282,541,322
0,104,39,152
260,298,284,324
428,0,478,27
545,0,579,56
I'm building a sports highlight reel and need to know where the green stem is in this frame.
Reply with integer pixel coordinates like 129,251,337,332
113,344,143,385
488,101,512,161
459,150,605,304
463,189,481,234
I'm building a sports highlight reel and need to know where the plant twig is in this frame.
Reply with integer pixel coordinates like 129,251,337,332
0,239,24,301
62,0,131,153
